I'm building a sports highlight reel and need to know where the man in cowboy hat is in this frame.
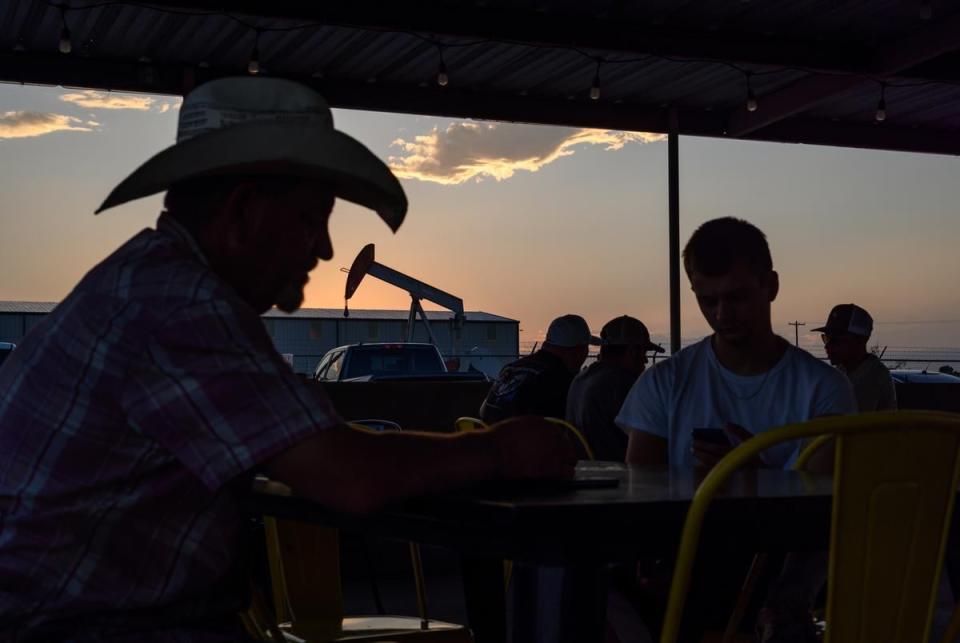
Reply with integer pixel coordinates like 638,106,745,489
0,77,574,639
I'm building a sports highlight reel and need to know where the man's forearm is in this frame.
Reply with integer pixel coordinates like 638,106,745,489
264,425,502,514
626,430,668,466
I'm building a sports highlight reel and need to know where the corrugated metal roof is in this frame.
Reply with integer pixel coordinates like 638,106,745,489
0,301,516,323
1,0,958,154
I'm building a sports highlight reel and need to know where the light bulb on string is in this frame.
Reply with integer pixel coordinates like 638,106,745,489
436,47,449,86
920,1,932,19
589,62,601,100
247,31,260,75
58,6,71,54
875,83,887,122
745,73,758,112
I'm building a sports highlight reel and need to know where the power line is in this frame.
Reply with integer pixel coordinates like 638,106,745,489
788,320,805,347
873,319,960,325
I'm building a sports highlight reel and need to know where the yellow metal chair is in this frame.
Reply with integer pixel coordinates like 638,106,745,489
453,416,596,460
661,411,960,643
720,433,836,642
544,417,595,461
454,417,486,432
260,515,472,642
451,416,595,591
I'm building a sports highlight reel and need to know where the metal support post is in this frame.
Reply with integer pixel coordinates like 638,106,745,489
668,109,681,355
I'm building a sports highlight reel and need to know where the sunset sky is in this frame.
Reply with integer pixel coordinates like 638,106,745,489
2,82,959,355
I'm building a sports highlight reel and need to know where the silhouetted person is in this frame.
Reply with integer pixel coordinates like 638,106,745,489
480,314,599,424
566,315,663,461
0,77,575,640
617,217,855,641
814,303,896,411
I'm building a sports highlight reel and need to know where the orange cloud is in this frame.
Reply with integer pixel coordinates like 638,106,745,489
58,90,179,112
0,111,97,139
389,122,665,185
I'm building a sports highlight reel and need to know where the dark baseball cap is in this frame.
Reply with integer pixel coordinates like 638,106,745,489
812,304,873,338
600,315,665,352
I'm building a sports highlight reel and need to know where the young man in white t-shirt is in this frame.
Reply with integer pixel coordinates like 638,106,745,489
615,217,855,642
617,217,855,470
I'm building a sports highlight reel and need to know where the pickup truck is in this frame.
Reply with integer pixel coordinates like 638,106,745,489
0,342,14,367
313,343,487,382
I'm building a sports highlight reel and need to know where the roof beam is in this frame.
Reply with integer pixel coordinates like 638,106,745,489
0,50,721,134
726,11,960,138
740,117,960,157
145,0,879,76
4,49,958,157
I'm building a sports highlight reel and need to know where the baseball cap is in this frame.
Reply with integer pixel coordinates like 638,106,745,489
600,315,665,352
812,304,873,338
544,314,601,348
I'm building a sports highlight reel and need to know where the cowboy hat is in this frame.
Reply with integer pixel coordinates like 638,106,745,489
95,77,407,231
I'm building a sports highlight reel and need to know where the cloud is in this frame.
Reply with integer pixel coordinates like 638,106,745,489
58,90,180,113
389,122,665,185
0,111,97,139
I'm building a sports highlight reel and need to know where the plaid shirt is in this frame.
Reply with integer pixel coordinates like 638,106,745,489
0,216,342,641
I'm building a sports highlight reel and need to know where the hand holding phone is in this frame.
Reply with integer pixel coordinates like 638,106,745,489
691,427,731,446
691,423,766,469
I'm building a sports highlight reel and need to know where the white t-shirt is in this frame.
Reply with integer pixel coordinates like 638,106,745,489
616,337,856,469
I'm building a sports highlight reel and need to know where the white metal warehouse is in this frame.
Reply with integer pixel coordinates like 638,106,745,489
0,302,519,376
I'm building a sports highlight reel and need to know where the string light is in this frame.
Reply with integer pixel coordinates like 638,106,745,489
41,0,958,123
589,60,601,100
875,83,887,122
57,5,71,54
247,30,260,75
436,47,449,87
745,73,758,112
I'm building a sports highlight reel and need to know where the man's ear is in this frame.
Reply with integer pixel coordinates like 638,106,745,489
767,270,780,303
218,182,258,253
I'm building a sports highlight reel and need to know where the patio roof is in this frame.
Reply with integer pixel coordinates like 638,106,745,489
2,0,960,155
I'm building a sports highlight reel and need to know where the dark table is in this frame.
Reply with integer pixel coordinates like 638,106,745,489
245,463,835,643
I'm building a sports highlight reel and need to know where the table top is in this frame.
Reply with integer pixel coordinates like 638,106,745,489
245,463,835,565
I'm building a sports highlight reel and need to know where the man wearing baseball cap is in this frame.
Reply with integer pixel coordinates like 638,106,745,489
566,316,663,461
813,303,896,412
479,314,600,425
0,77,575,639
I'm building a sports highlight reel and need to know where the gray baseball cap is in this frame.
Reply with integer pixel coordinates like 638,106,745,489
545,314,601,347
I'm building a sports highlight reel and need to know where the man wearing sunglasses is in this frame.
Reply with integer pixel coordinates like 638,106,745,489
813,303,897,412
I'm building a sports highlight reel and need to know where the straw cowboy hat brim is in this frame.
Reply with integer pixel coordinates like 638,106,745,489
95,119,407,231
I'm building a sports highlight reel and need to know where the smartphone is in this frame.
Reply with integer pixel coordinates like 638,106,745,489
692,427,731,446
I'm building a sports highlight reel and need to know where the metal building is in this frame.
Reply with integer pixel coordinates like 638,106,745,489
0,302,519,376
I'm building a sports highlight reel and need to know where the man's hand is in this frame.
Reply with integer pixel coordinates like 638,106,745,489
691,422,765,470
488,415,577,480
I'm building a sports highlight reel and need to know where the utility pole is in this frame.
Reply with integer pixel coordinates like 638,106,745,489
788,321,805,347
